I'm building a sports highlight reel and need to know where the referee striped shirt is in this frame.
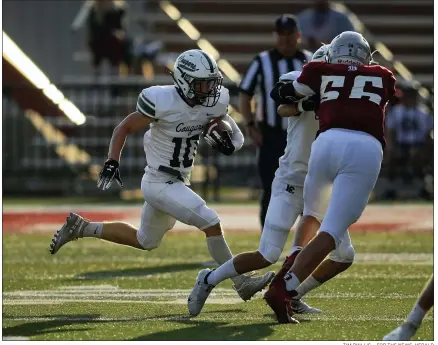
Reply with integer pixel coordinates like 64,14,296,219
239,48,312,131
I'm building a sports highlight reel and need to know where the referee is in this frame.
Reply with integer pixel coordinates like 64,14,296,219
238,14,312,228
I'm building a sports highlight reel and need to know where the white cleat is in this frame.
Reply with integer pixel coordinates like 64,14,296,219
383,322,418,341
49,213,89,254
188,269,216,316
233,271,275,301
290,298,322,314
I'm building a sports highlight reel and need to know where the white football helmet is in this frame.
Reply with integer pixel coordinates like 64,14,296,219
171,49,223,107
327,31,372,66
279,45,330,82
312,44,330,62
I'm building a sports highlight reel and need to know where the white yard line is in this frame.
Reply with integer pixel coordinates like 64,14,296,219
3,288,423,301
2,298,244,305
3,270,432,281
3,272,432,282
4,287,433,320
3,315,433,322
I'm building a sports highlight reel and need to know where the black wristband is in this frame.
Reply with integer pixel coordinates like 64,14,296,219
105,158,119,168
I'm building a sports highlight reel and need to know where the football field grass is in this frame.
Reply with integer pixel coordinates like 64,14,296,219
2,204,434,341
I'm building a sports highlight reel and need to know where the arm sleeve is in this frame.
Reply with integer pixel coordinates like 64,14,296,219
224,114,244,151
238,56,260,96
136,87,157,119
293,81,316,97
293,62,320,96
279,71,301,82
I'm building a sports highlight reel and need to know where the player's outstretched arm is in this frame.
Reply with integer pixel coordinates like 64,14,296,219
270,79,311,104
277,104,299,117
277,95,319,117
97,112,152,191
108,111,152,162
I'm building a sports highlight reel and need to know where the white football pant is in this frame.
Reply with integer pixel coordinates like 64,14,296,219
259,177,355,264
137,173,219,250
304,128,383,247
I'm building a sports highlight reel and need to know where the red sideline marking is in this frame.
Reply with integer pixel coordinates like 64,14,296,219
2,211,432,233
349,222,407,231
2,212,133,232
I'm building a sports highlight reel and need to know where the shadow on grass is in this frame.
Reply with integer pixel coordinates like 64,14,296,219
2,314,104,338
73,263,203,280
129,319,278,341
2,310,248,339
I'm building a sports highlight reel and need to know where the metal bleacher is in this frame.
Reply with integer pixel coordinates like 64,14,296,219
145,0,433,89
3,0,433,198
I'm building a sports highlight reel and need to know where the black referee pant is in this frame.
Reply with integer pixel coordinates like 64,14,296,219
257,123,287,228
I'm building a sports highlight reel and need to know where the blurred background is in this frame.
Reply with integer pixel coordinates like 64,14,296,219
3,0,434,203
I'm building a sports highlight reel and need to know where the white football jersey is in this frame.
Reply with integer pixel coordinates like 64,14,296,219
136,85,229,184
275,71,319,187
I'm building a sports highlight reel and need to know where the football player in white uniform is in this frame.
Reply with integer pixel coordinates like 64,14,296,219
49,49,274,302
188,45,355,322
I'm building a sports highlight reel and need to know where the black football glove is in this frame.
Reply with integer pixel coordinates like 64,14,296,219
270,81,300,104
297,94,320,113
204,130,235,156
97,158,123,190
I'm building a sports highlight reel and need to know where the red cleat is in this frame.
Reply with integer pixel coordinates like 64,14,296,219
269,250,301,288
264,284,299,324
263,250,302,323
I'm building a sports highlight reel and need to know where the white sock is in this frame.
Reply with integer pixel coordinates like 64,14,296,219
82,222,104,238
290,245,303,256
207,258,239,286
206,235,233,263
295,276,321,299
284,272,301,292
406,303,426,327
206,236,243,285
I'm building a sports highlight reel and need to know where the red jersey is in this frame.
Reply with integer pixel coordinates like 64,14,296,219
296,61,396,148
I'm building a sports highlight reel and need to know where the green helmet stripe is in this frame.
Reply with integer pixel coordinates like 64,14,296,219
200,51,214,73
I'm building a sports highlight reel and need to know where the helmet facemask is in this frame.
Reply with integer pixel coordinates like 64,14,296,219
171,49,223,108
186,72,223,107
172,67,223,107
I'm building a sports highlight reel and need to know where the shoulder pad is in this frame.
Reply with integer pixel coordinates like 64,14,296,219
280,71,301,82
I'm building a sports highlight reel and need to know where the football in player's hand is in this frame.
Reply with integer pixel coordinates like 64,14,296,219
203,118,233,151
204,118,232,138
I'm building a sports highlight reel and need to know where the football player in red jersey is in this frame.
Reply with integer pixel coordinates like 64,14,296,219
264,31,396,323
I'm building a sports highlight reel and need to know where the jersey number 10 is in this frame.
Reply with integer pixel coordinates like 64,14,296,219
320,75,383,105
170,135,199,168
